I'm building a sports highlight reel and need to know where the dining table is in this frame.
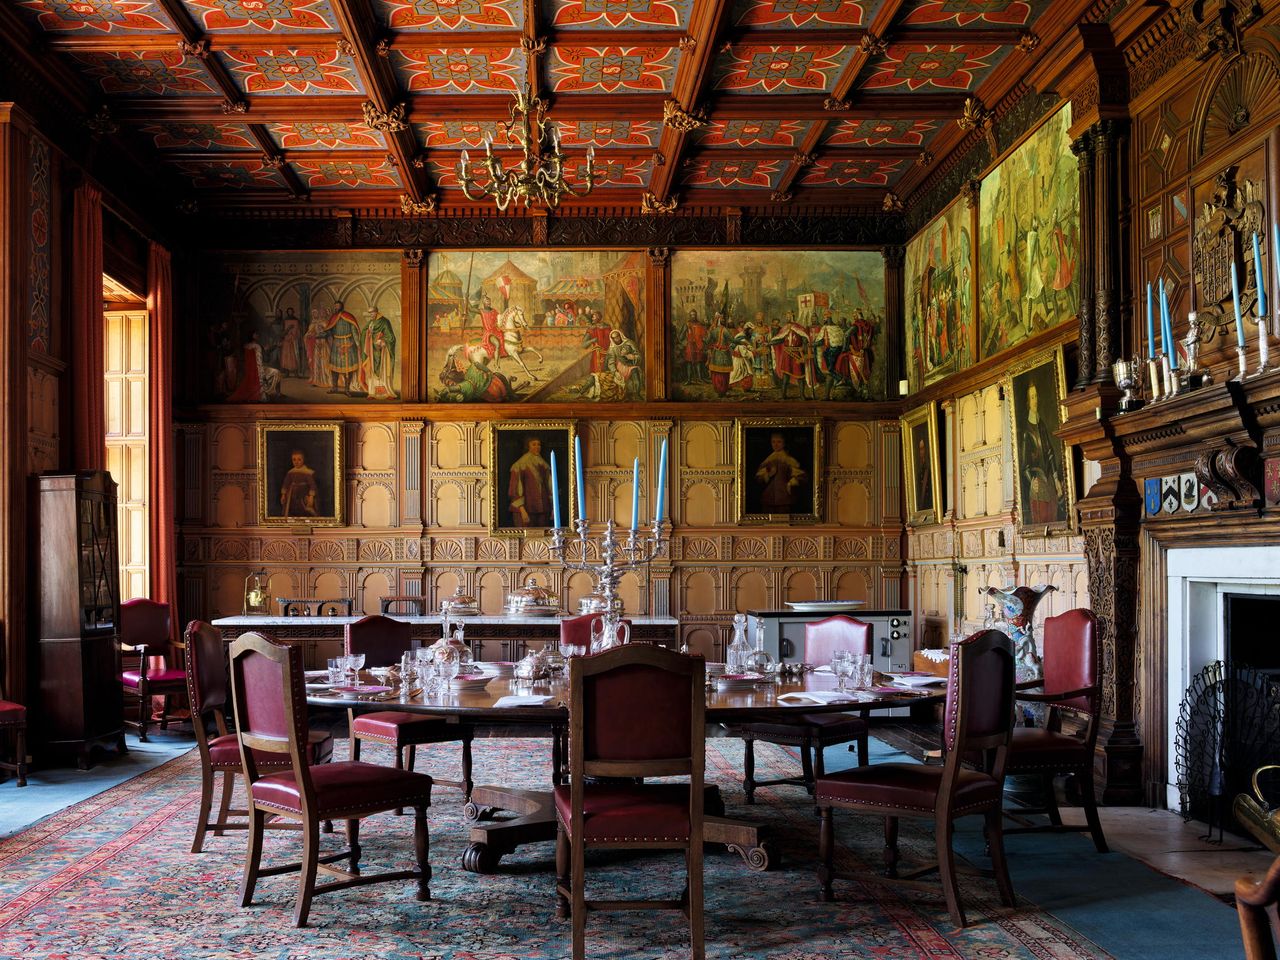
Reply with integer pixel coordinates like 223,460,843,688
307,670,943,874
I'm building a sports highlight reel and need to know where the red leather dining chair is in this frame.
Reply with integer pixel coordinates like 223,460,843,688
229,631,434,928
726,615,871,802
345,615,474,801
0,686,27,787
186,621,334,853
555,644,706,960
1003,608,1107,852
558,613,633,657
120,598,188,742
815,629,1017,929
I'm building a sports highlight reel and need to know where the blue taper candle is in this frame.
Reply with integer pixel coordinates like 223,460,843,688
1255,232,1268,318
574,434,586,522
1274,222,1280,314
1146,281,1155,360
1232,261,1245,347
550,450,561,528
1158,278,1169,356
630,458,640,530
654,436,668,523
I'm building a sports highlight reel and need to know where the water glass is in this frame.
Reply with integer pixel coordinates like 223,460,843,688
326,657,345,686
437,652,461,686
854,653,874,690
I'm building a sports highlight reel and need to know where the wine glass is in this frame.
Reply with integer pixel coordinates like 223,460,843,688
437,649,461,689
831,651,854,693
347,652,366,685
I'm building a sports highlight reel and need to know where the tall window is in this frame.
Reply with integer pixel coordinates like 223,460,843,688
104,302,149,600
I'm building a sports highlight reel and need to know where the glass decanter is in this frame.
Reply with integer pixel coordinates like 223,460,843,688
726,613,753,675
744,617,774,676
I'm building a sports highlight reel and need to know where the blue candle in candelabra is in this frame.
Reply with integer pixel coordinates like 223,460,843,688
574,434,586,522
550,450,561,529
1158,278,1169,356
1146,281,1155,360
1255,232,1268,318
630,457,640,531
1160,281,1178,370
654,436,668,523
1232,260,1245,348
1273,222,1280,314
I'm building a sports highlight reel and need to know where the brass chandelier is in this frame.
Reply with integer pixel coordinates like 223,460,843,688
457,88,596,211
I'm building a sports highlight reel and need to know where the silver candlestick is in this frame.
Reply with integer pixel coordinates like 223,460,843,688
1148,353,1165,402
1234,344,1248,381
1253,317,1272,376
549,517,670,650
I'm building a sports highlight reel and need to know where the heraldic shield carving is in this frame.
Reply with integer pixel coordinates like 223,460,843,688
1193,165,1266,342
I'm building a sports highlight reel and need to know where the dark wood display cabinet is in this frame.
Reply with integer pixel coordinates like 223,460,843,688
32,471,126,768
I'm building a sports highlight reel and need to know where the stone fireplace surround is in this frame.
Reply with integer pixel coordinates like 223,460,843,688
1162,546,1280,810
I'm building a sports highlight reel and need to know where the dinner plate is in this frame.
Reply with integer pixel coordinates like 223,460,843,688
450,676,493,691
784,600,867,613
716,675,763,691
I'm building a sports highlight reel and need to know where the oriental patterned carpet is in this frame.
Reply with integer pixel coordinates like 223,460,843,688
0,738,1123,959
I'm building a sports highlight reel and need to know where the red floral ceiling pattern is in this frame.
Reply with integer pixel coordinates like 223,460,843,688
7,0,1059,205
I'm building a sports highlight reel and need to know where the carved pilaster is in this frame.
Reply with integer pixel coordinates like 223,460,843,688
401,247,426,401
1093,120,1129,385
1072,131,1097,390
883,245,905,395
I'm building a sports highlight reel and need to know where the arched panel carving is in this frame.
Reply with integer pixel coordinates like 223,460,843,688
682,570,717,615
434,569,462,604
835,568,871,601
360,483,394,528
434,423,466,469
618,571,641,614
958,394,980,451
982,387,1003,445
358,423,396,471
214,570,247,619
984,459,1003,515
610,421,645,466
683,423,721,469
214,484,247,528
478,570,507,615
212,424,249,472
435,480,464,527
684,482,717,525
681,626,719,660
783,569,818,603
1195,50,1280,160
733,569,768,612
835,480,870,526
313,571,345,599
360,571,392,615
833,421,871,469
566,571,595,611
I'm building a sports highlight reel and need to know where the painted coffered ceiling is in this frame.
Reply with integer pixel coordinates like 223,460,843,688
4,0,1074,213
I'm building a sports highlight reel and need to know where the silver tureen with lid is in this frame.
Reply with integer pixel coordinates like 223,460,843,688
504,574,560,617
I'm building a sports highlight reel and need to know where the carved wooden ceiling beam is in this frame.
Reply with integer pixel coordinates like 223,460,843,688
152,0,248,113
649,0,731,204
329,0,430,204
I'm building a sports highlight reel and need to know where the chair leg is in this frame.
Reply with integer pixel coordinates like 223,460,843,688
136,688,150,743
346,819,362,874
742,738,757,805
572,831,587,960
1042,773,1063,826
413,806,431,902
192,764,216,853
239,807,266,907
15,727,26,787
936,814,965,928
817,805,835,901
555,824,570,919
856,730,869,767
687,840,704,960
985,809,1016,908
813,738,826,779
214,770,235,837
799,740,815,796
395,744,406,817
295,818,320,928
406,744,416,772
461,733,474,802
1078,769,1109,853
350,734,362,762
883,815,900,878
160,694,171,731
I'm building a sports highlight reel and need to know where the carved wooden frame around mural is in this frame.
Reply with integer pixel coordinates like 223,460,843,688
734,417,822,525
257,421,344,527
488,420,578,537
900,402,941,527
1006,345,1077,536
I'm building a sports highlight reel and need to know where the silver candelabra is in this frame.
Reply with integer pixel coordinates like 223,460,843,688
549,518,670,648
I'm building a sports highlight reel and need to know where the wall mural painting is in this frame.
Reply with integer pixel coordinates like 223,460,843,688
204,252,402,404
427,250,646,402
904,197,973,393
669,250,886,402
977,105,1079,360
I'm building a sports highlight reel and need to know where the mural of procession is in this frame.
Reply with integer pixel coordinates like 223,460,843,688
426,250,646,403
203,252,402,404
668,250,887,402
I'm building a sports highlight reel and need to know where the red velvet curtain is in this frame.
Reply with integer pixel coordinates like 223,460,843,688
72,182,105,471
147,242,179,637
